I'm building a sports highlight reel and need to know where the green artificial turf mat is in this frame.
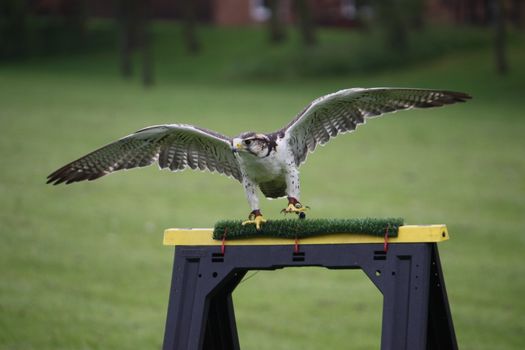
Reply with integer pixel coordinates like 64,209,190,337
213,217,404,240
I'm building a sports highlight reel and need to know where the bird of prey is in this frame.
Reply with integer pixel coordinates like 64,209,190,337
47,88,470,229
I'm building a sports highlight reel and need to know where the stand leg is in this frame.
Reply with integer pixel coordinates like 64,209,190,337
163,249,208,350
203,270,246,350
426,244,458,350
380,244,431,350
163,248,246,350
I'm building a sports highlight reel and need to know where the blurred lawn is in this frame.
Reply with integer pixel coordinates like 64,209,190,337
1,23,524,350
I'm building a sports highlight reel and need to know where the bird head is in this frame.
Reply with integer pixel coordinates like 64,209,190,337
232,132,274,158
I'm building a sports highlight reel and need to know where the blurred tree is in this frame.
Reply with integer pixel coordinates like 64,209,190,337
404,0,425,30
268,0,287,43
353,0,374,32
373,0,408,53
0,0,28,58
63,0,88,42
116,0,136,78
465,0,492,25
510,0,522,28
491,0,508,75
116,0,154,86
181,0,200,53
138,0,154,86
294,0,316,46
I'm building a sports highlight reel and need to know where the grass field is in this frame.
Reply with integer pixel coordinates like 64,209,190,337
1,23,524,349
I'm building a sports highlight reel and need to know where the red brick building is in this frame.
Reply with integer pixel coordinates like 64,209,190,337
30,0,523,27
212,0,358,26
29,0,365,26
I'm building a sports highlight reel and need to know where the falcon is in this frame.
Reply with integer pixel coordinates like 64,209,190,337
47,88,470,229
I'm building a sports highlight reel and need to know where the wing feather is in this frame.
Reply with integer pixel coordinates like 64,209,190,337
47,124,242,185
280,88,471,166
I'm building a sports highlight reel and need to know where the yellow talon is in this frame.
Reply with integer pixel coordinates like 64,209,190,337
281,202,310,215
242,215,267,230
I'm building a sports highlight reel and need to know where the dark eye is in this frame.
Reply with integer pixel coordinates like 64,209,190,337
244,140,251,145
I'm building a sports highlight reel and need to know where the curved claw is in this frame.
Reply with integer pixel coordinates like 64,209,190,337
242,215,267,230
281,203,310,215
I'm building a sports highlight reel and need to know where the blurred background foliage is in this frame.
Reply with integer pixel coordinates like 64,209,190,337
1,0,521,80
1,1,524,349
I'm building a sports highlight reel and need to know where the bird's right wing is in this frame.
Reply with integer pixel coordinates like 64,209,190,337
47,124,242,185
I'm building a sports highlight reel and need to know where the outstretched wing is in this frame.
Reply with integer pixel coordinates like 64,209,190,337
280,88,471,166
47,124,242,185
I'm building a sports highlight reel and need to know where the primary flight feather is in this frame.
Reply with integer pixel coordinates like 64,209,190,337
47,87,471,229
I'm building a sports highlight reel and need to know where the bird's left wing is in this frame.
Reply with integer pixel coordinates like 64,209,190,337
279,88,471,166
47,124,242,185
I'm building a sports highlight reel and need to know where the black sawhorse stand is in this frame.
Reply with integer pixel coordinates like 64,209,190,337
162,228,457,350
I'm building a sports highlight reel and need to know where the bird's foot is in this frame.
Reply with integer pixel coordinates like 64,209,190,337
241,210,267,230
281,197,310,217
